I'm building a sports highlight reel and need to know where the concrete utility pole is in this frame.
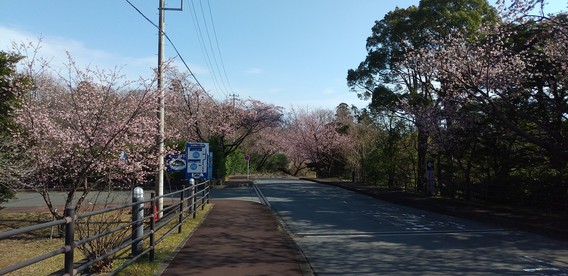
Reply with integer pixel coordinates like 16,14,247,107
157,0,182,218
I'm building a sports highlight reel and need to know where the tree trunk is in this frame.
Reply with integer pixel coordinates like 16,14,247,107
436,156,442,196
464,141,477,200
417,129,428,194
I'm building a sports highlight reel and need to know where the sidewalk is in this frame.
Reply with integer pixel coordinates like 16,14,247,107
159,200,310,276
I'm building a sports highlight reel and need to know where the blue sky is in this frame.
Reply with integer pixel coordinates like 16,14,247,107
1,0,565,111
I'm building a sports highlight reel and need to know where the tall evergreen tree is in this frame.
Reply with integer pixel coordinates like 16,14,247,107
347,0,498,192
0,51,31,203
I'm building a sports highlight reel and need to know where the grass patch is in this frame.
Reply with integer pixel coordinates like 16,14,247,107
0,203,212,275
0,212,86,275
116,203,212,275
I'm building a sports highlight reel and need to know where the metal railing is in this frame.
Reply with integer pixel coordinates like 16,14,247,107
0,180,210,275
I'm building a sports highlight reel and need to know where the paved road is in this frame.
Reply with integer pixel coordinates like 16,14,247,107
255,178,568,275
1,190,177,209
3,185,258,209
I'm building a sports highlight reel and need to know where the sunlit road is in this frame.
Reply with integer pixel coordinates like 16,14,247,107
255,178,568,275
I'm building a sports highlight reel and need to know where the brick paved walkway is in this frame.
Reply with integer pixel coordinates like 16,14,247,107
160,200,308,276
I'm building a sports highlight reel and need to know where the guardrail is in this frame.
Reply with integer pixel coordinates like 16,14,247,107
0,180,210,275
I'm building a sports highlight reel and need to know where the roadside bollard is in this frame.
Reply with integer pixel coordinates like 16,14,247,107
132,187,144,256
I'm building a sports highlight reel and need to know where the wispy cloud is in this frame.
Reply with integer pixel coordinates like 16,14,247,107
0,25,156,79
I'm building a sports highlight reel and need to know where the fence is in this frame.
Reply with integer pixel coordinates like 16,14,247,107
0,180,210,275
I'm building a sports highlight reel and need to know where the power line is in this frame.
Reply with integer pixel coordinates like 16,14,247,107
205,0,234,94
125,0,158,29
198,0,230,94
188,0,226,97
164,33,209,96
187,0,235,98
124,0,212,100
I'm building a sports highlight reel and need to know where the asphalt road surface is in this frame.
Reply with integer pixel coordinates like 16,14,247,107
2,190,172,208
255,178,568,276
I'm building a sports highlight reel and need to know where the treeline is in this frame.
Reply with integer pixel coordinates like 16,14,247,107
1,0,566,214
341,0,567,209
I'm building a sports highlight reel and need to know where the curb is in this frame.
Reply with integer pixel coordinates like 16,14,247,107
268,202,315,276
253,181,315,276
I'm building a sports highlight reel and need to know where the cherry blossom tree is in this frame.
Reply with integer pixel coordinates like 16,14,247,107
220,98,283,156
347,0,498,192
242,127,287,172
165,70,283,179
13,50,158,219
283,107,354,177
496,0,565,21
395,0,567,202
414,15,567,168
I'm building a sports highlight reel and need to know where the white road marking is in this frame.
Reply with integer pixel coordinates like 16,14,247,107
296,229,508,238
521,255,567,275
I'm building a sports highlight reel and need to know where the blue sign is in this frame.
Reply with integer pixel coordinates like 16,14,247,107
166,153,186,172
120,151,128,161
185,142,210,180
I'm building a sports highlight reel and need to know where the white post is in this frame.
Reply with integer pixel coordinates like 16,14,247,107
132,187,144,256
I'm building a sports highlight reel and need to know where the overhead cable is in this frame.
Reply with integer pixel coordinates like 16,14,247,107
205,0,234,94
188,0,226,96
198,0,230,94
124,0,212,99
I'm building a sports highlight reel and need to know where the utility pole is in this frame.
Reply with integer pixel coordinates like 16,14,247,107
229,93,239,108
157,0,182,219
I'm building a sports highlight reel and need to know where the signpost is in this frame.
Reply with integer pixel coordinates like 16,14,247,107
207,152,213,180
245,154,250,180
185,142,210,180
